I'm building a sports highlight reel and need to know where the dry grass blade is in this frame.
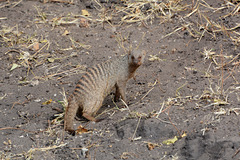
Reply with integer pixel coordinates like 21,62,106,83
162,25,187,39
156,101,165,118
121,98,131,112
28,143,66,152
25,143,67,159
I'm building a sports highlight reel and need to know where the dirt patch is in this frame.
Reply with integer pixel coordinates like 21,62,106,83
0,0,240,159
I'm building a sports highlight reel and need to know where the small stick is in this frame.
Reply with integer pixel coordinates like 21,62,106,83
232,147,240,158
131,116,141,141
11,99,29,110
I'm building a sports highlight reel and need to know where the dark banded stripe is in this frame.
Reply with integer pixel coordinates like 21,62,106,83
87,68,98,87
74,88,82,94
75,84,86,92
99,63,107,77
80,74,92,90
75,83,83,89
74,84,90,95
96,64,104,77
82,73,94,89
73,90,79,96
103,62,111,77
92,66,100,80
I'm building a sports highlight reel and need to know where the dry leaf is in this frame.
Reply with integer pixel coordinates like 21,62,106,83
76,125,88,134
33,42,39,51
162,136,178,145
42,99,52,105
30,80,39,86
181,132,187,138
79,18,89,27
41,39,48,43
47,58,55,63
63,30,70,36
10,63,20,71
81,9,90,16
149,55,161,61
147,142,155,150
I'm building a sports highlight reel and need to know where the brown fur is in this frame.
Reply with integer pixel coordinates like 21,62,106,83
64,50,146,135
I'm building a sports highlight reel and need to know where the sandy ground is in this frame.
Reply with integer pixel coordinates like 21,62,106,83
0,0,240,159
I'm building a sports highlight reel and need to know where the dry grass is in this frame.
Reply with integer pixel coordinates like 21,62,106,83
1,0,240,159
116,0,187,24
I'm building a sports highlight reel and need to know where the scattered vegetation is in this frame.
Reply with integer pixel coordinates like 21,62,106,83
0,0,239,159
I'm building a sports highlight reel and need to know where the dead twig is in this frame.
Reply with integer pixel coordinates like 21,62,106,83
11,99,30,110
131,116,142,141
232,147,240,158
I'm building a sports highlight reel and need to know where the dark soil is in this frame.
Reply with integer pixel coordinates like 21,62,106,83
0,0,240,159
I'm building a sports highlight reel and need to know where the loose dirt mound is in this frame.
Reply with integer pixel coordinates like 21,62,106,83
0,0,240,159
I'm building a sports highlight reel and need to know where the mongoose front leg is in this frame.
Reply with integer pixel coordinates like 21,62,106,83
64,97,79,135
114,84,121,102
114,82,127,102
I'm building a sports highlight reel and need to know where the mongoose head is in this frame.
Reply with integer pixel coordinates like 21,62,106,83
128,50,146,67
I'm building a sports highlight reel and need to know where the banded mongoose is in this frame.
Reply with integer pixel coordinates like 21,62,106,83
64,50,146,135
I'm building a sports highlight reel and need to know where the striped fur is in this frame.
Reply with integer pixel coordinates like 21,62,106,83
64,50,145,135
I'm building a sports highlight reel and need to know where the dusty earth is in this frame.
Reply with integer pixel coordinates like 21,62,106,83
0,0,240,159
